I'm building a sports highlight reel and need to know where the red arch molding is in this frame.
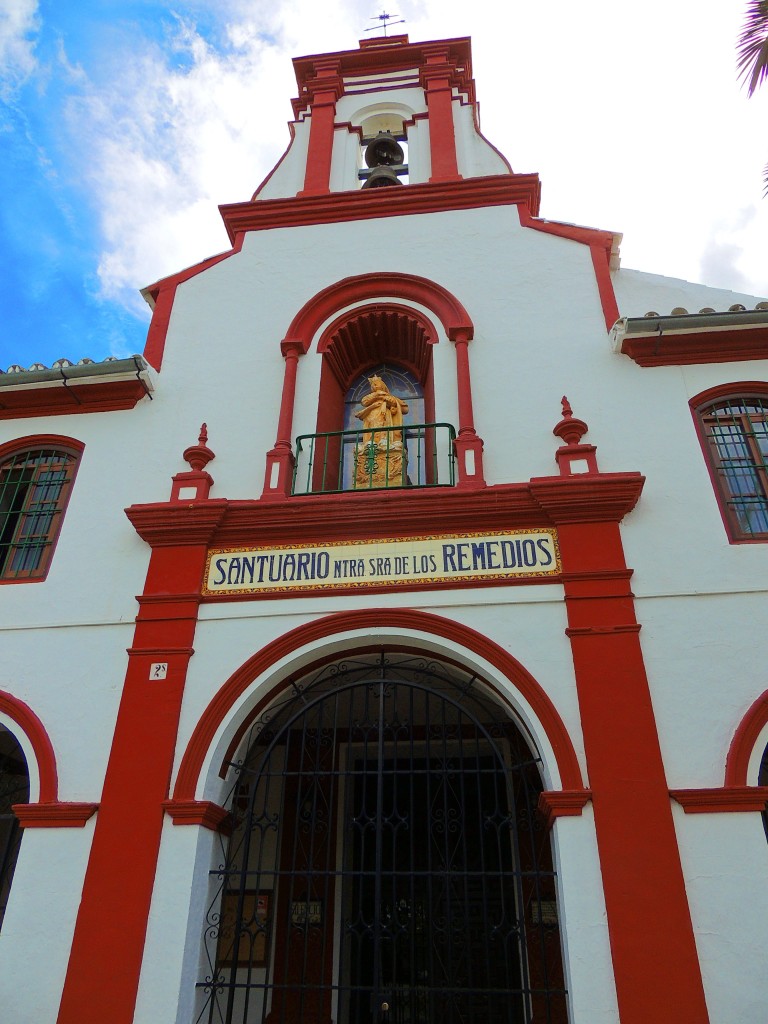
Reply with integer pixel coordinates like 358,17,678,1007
0,690,98,827
726,688,768,786
172,608,585,801
282,272,474,353
668,689,768,814
0,690,58,802
0,433,85,462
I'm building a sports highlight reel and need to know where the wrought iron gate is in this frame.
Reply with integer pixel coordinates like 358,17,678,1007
197,653,567,1024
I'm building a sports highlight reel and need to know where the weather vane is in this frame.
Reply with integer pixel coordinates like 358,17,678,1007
365,11,406,37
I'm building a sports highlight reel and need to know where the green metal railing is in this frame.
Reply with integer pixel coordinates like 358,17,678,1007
292,423,456,495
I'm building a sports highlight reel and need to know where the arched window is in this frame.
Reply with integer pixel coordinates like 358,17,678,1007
195,652,567,1024
0,441,81,580
0,725,29,930
292,305,456,494
693,390,768,540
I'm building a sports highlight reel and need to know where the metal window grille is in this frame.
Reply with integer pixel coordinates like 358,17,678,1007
196,653,568,1024
292,424,456,495
702,397,768,538
0,726,30,931
0,447,77,580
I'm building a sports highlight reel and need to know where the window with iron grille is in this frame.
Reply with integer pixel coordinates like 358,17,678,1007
697,394,768,540
0,445,80,581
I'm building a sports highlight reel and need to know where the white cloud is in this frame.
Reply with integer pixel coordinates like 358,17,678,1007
62,1,372,314
55,0,768,325
0,0,39,95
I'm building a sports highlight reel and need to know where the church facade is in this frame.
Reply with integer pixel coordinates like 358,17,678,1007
1,33,768,1024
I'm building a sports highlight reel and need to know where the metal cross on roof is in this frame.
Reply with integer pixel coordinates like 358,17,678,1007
365,10,406,36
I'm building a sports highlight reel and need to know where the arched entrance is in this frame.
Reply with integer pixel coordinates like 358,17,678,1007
196,652,567,1024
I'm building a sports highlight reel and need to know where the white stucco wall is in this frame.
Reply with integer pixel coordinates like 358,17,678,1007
0,820,96,1021
673,806,768,1024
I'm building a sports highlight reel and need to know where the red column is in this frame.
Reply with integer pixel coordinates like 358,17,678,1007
298,60,342,197
420,46,461,183
263,341,303,499
451,328,485,487
56,506,226,1024
531,481,710,1023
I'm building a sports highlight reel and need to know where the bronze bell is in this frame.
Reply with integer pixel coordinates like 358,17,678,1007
364,132,405,168
361,166,403,189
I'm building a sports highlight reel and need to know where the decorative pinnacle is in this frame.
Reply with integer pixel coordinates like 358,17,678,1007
553,395,588,447
183,423,215,472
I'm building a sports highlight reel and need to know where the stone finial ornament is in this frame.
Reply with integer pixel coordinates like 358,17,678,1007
183,423,216,473
170,423,216,502
552,396,598,476
553,396,589,447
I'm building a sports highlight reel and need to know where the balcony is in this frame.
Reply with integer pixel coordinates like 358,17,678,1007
292,423,456,496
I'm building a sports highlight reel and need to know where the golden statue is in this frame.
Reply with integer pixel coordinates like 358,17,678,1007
353,375,409,488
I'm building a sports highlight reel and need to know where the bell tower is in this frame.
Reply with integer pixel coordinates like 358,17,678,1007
250,35,519,199
211,35,544,500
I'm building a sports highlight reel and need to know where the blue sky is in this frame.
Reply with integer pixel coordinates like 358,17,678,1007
2,0,767,370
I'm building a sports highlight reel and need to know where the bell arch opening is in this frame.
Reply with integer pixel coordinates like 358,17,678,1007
195,650,568,1024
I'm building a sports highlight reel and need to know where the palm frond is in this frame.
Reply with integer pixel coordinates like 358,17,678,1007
738,0,768,96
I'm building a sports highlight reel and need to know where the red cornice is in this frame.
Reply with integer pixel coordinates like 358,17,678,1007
13,802,98,828
519,210,616,255
220,175,541,244
0,379,148,420
125,500,228,547
162,799,232,834
141,247,240,307
529,473,645,524
141,245,242,371
519,210,620,332
537,789,592,829
126,473,645,553
670,787,768,813
620,326,768,366
292,36,474,99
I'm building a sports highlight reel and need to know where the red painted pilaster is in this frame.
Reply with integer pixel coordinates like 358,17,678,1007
420,46,461,182
143,282,176,372
589,242,620,331
263,341,303,499
451,328,485,487
535,501,710,1023
56,506,226,1024
298,60,342,197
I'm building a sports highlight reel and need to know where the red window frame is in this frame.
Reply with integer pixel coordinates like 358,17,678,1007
0,439,82,582
692,387,768,542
